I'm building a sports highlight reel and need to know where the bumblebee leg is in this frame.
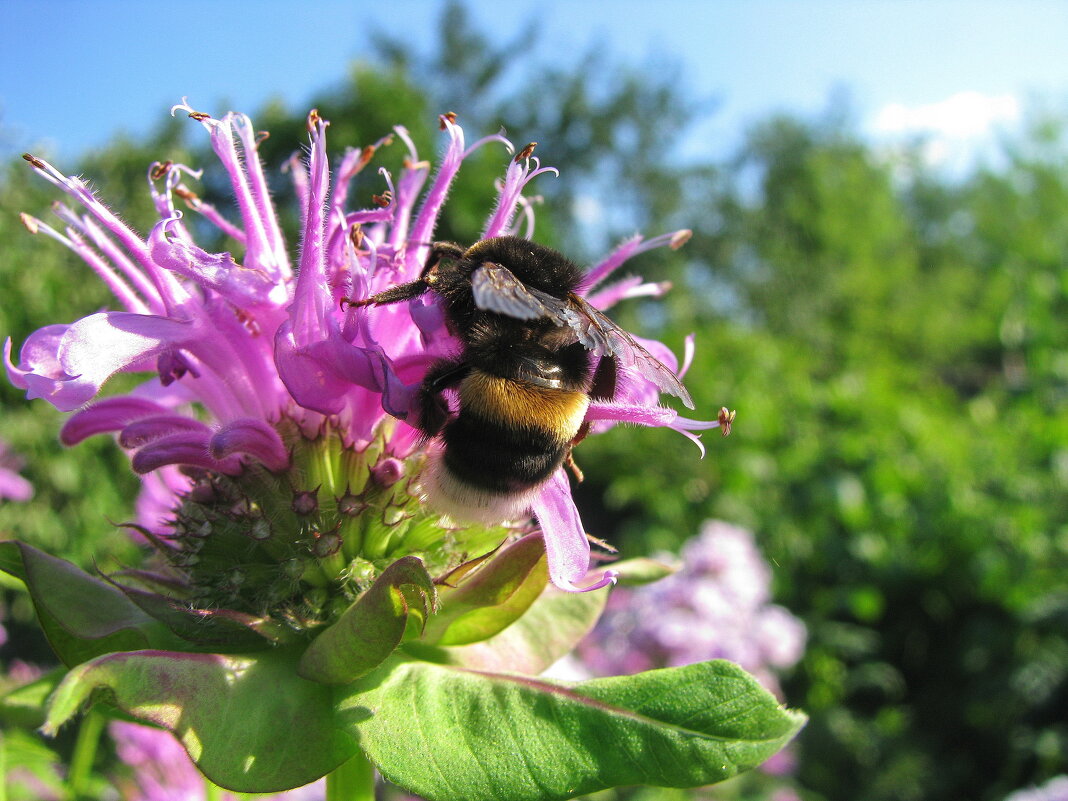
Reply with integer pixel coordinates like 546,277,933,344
342,278,429,309
564,449,585,483
417,359,471,438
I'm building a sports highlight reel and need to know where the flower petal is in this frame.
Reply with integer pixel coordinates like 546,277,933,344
60,397,172,445
275,320,413,420
119,415,212,449
530,470,616,593
131,432,241,475
5,325,72,392
136,466,193,535
274,321,352,416
209,418,290,472
18,313,196,412
149,217,280,308
586,275,672,310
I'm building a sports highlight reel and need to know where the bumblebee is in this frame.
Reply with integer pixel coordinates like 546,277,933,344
353,236,692,523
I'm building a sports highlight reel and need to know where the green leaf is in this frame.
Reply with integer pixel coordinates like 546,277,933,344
0,541,178,665
340,659,806,801
1,727,69,801
610,557,677,586
0,667,63,729
43,647,358,793
299,555,436,685
425,533,548,646
406,579,606,674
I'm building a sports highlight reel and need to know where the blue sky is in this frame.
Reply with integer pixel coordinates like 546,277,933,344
1,0,1067,168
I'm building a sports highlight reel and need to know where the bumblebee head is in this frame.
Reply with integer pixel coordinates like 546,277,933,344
421,241,468,280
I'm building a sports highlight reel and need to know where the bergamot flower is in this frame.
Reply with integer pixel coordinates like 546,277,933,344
7,100,726,601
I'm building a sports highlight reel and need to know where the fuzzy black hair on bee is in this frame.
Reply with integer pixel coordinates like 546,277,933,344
351,236,691,523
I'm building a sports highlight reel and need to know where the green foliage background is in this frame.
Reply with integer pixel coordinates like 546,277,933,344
2,5,1066,800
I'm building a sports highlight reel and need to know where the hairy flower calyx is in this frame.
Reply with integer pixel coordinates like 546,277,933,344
136,417,508,632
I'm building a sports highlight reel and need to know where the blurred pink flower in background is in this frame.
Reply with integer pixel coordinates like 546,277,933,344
110,722,325,801
0,439,33,503
577,520,806,698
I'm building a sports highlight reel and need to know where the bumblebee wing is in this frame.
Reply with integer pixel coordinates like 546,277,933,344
471,262,572,324
471,263,693,409
565,294,695,409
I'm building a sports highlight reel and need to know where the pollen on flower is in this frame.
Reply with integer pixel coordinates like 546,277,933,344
718,407,737,437
21,153,46,169
669,229,693,249
514,142,538,163
18,213,38,234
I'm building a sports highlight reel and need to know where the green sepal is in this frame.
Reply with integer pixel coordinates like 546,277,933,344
298,555,436,684
406,578,607,674
0,541,181,665
340,658,807,801
109,578,293,650
424,534,548,646
43,647,358,793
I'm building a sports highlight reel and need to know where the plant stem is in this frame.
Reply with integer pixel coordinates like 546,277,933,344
1,730,8,801
326,750,376,801
68,708,105,799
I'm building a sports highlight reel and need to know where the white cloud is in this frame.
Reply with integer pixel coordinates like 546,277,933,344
871,91,1021,139
869,92,1023,173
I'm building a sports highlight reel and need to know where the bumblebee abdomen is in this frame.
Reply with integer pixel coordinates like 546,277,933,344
460,371,589,437
443,370,590,492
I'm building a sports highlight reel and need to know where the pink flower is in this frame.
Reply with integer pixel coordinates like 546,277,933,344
6,101,726,597
0,439,33,503
577,520,807,697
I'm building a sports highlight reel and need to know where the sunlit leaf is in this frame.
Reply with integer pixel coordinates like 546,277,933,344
43,648,357,793
341,658,805,801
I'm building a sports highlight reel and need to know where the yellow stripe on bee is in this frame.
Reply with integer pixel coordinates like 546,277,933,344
460,370,589,440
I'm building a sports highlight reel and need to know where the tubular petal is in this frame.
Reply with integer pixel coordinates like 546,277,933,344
210,418,290,472
131,433,242,476
149,218,277,307
530,471,616,593
45,312,197,411
60,398,172,445
5,326,71,391
119,416,213,449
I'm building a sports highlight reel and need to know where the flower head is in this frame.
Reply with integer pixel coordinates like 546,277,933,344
6,101,727,617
